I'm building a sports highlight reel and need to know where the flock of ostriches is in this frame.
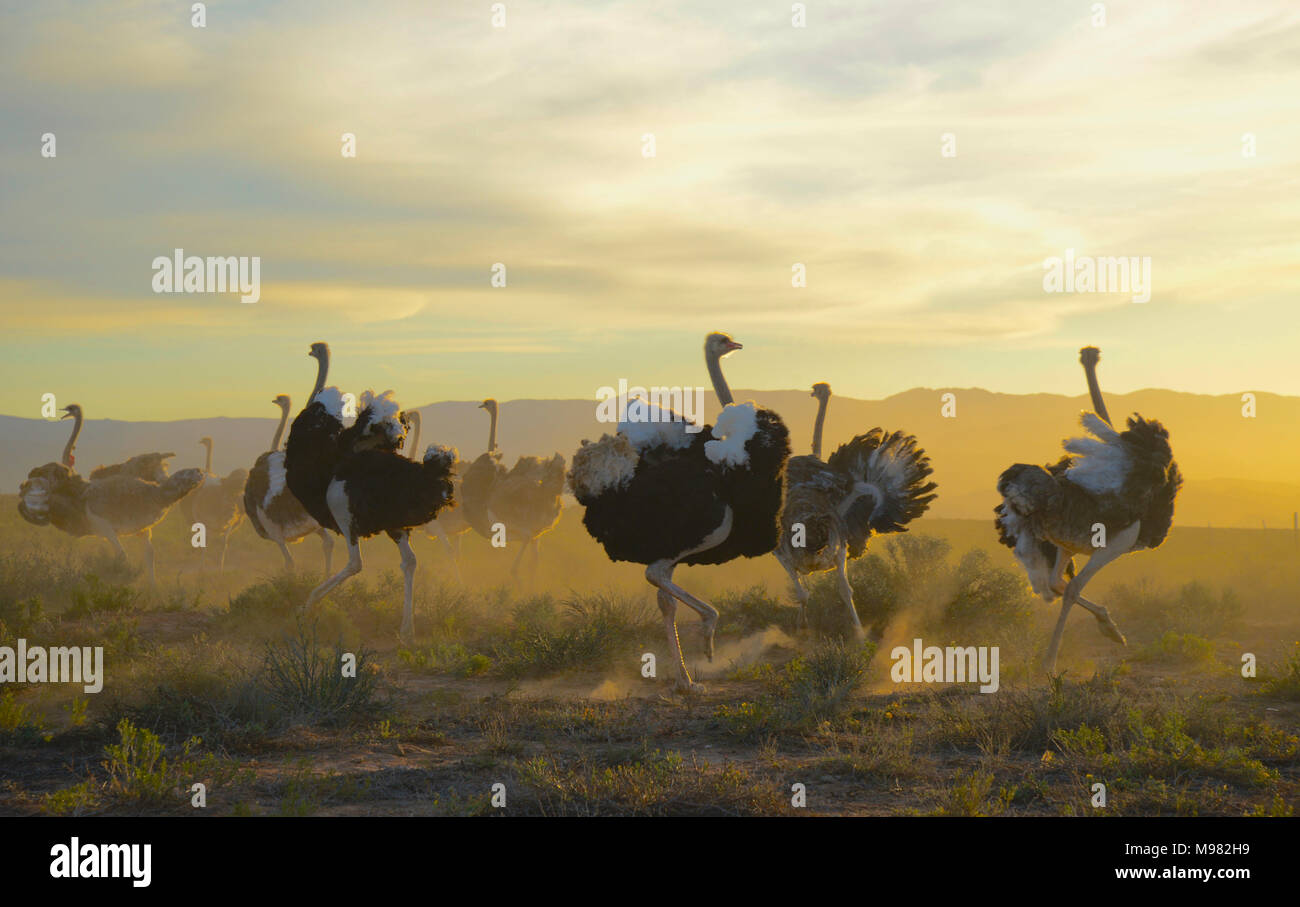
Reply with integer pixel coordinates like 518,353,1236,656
17,334,1181,687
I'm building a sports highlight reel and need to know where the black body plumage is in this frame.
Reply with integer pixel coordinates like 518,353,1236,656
577,408,791,566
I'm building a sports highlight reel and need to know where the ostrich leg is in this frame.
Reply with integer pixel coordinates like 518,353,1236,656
396,531,418,638
219,532,230,573
508,538,529,583
775,551,809,628
317,529,334,573
1043,522,1139,672
654,586,690,688
142,529,156,587
831,539,863,637
1076,595,1127,645
277,540,295,571
304,536,360,609
529,537,540,584
436,527,463,584
647,562,720,664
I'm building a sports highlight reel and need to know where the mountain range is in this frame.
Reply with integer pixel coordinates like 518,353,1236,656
4,388,1297,529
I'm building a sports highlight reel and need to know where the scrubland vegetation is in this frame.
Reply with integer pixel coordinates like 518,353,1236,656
1,500,1296,816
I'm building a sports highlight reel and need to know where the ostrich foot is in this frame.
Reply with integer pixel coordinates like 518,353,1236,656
1094,610,1127,646
698,617,717,662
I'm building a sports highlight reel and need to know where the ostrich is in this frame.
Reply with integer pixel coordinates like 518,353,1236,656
459,399,565,584
19,462,203,586
243,395,334,572
57,403,83,467
995,346,1182,672
19,403,201,584
569,332,792,688
405,410,470,581
181,437,248,572
773,383,937,635
285,342,456,636
56,402,176,482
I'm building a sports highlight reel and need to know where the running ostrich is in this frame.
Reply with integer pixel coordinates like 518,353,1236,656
405,410,471,581
774,383,937,635
995,346,1182,672
569,332,791,688
181,437,248,572
285,342,456,636
460,399,566,584
243,395,334,572
19,462,202,586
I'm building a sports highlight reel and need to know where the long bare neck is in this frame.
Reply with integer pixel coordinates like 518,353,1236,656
203,443,213,474
487,408,498,452
270,406,289,450
408,412,421,457
310,350,329,403
61,411,82,466
811,395,829,459
706,352,734,406
1083,362,1112,426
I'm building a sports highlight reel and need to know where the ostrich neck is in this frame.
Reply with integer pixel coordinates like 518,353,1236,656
1083,364,1112,426
707,353,734,407
408,413,421,457
270,406,289,450
203,444,213,474
487,409,498,452
61,411,82,466
811,395,829,459
309,350,329,403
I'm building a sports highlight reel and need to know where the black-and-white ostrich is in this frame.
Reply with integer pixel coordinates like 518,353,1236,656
995,346,1182,672
243,394,334,572
284,342,456,637
774,382,937,634
569,332,792,688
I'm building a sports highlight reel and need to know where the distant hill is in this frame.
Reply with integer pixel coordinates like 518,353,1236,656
4,388,1298,528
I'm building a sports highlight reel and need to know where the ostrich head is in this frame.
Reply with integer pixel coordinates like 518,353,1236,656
309,341,329,361
60,403,82,421
811,382,831,402
272,394,290,410
1079,346,1101,369
199,436,213,448
478,398,498,414
705,332,743,361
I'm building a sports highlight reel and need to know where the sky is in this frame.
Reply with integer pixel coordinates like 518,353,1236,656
1,0,1297,420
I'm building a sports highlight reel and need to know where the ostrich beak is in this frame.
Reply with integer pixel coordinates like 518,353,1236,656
724,340,743,352
59,409,74,420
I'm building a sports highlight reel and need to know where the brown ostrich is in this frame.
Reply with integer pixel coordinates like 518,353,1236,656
459,399,565,584
180,437,248,572
773,382,936,634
